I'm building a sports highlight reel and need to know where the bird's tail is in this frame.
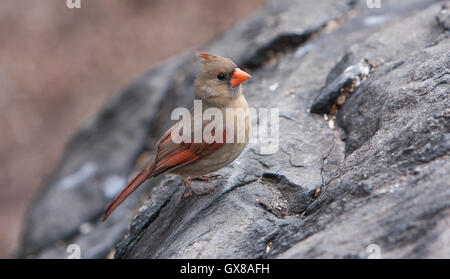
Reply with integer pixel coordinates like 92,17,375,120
103,163,154,221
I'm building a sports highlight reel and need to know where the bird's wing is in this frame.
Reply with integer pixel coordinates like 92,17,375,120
103,124,226,220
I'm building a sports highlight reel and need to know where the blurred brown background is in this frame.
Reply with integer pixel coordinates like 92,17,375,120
0,0,264,258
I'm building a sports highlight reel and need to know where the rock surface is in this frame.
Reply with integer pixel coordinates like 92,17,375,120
19,0,449,258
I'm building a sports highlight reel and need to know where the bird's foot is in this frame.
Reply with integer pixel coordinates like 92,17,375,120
192,174,223,182
182,177,217,199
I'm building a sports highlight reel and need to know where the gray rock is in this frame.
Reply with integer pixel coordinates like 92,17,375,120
437,1,450,30
310,59,373,114
19,0,449,259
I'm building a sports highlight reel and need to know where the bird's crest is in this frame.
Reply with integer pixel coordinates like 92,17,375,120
196,51,219,63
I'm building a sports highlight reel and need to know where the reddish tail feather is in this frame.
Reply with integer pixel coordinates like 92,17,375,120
103,165,153,221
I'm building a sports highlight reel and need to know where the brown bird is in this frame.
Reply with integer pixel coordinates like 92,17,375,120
103,52,251,221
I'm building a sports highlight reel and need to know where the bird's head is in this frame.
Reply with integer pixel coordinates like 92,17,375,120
194,52,251,105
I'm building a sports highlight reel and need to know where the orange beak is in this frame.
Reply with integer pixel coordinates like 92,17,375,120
230,68,251,87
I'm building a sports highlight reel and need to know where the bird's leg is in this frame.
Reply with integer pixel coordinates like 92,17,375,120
182,176,218,199
192,174,223,182
182,177,194,199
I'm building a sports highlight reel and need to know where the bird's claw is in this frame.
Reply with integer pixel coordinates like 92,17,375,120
182,188,193,199
192,174,223,182
182,176,218,200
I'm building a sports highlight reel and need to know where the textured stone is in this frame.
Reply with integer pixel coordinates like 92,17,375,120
19,0,449,259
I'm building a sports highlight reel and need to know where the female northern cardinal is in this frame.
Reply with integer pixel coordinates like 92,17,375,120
103,52,251,220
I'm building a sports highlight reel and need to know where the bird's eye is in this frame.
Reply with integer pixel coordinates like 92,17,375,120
217,73,225,80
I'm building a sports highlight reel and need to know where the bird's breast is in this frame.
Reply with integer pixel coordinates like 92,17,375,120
172,96,250,177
